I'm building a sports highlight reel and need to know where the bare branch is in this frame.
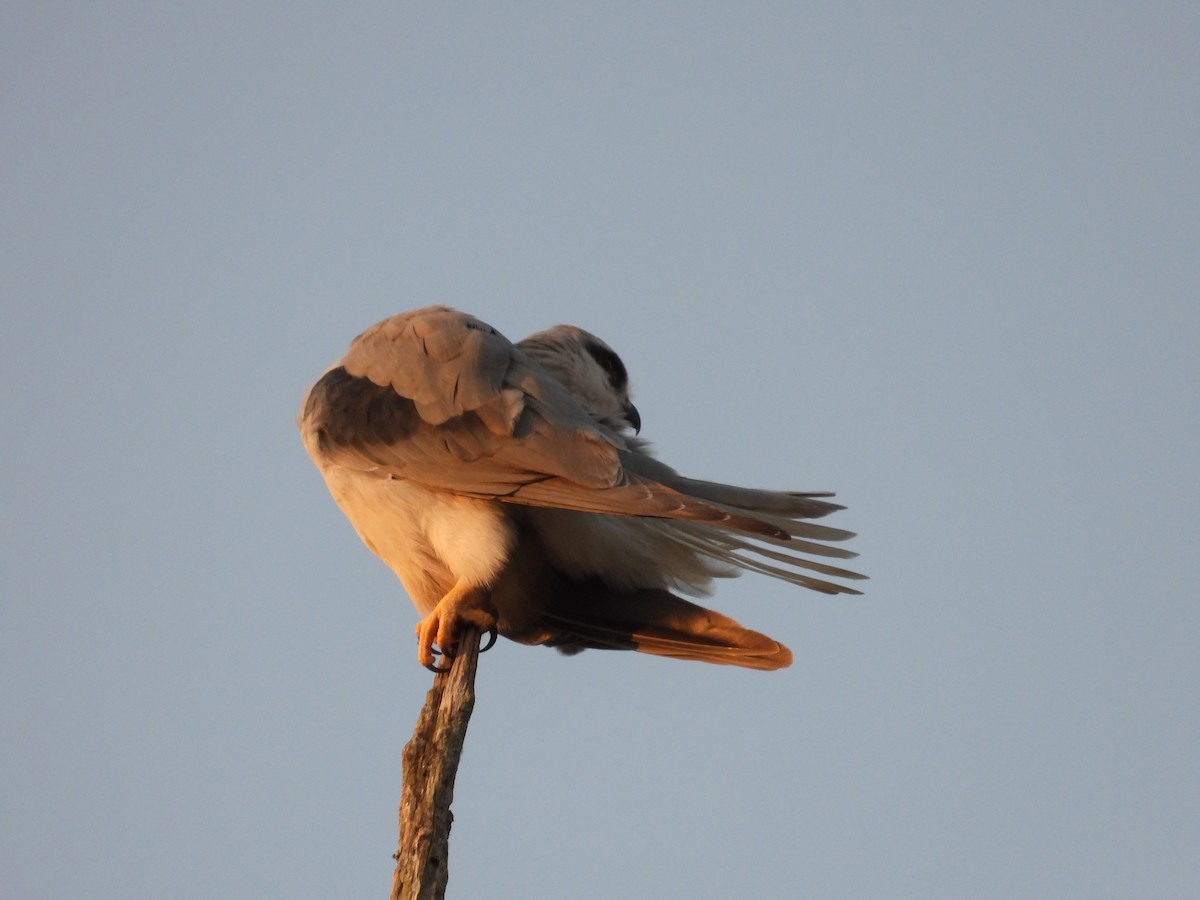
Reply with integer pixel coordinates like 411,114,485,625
390,630,482,900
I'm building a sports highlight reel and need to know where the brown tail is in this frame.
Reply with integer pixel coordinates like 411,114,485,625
488,525,794,671
545,584,792,671
496,573,792,671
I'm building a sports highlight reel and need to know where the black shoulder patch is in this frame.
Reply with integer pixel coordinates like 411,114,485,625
305,367,420,448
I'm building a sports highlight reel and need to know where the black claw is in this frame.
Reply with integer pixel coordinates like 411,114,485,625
479,627,498,653
424,643,453,673
423,628,497,673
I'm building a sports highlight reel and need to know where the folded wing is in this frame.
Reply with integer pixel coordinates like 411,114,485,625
301,306,810,538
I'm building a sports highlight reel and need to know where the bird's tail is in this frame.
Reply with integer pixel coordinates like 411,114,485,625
497,571,793,671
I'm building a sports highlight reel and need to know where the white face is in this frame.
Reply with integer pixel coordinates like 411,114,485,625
518,326,641,433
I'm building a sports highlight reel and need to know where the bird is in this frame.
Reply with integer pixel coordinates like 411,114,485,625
299,306,864,672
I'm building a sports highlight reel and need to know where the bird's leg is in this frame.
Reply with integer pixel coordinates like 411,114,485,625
415,580,498,670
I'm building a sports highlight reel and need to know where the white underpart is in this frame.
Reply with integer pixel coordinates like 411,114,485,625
528,507,736,596
314,463,517,617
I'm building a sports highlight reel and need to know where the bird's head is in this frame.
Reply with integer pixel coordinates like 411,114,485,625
518,325,641,434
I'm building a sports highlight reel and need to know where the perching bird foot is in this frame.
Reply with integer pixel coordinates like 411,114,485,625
416,583,498,671
424,626,499,673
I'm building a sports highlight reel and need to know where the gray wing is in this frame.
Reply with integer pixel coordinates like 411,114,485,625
615,441,867,593
525,446,868,597
300,307,787,536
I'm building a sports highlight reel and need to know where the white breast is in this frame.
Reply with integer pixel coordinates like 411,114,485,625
316,465,518,616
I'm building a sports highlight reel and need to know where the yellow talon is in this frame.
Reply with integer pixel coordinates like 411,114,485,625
415,581,497,668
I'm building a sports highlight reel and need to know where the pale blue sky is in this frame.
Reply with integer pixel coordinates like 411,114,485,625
3,4,1197,898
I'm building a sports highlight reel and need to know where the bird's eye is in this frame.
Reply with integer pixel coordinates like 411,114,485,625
584,342,628,391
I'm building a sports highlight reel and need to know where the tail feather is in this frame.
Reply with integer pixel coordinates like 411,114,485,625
531,579,793,671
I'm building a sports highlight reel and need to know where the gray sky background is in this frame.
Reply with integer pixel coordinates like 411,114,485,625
3,5,1197,898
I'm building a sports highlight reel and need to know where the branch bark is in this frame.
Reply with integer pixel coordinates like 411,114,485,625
390,629,482,900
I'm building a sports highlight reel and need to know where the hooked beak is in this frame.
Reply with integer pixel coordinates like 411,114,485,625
623,401,642,434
